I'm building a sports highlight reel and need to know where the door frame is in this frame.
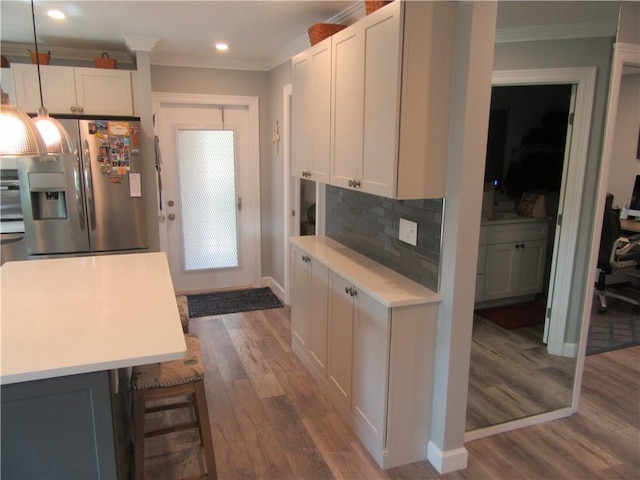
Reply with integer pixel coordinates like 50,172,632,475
491,67,596,357
283,84,295,305
152,92,262,290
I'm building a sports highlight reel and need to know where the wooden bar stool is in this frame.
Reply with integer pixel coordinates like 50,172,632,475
175,295,190,333
132,334,217,480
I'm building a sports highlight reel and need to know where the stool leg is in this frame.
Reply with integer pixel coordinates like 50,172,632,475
133,389,147,480
193,380,217,479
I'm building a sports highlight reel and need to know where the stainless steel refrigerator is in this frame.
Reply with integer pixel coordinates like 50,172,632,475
18,118,147,257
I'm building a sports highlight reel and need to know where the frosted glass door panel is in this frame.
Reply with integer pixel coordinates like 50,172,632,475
177,129,238,271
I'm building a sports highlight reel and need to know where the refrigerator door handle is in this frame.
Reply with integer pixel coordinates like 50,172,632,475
73,152,86,231
82,139,97,231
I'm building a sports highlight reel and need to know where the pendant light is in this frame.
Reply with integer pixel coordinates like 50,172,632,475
29,0,73,154
0,102,46,156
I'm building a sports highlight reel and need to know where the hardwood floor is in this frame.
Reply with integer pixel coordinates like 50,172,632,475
143,306,639,479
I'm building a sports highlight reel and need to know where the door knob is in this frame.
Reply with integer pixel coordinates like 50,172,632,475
168,213,176,220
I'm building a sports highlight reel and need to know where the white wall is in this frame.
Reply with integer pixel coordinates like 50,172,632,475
265,61,292,290
606,73,640,207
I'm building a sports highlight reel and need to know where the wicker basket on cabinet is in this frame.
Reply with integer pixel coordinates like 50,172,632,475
308,23,347,46
365,0,393,15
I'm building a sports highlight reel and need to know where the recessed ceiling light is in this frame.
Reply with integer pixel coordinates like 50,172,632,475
215,43,229,51
47,9,66,20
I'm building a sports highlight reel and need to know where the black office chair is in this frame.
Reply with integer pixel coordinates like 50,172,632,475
595,193,640,313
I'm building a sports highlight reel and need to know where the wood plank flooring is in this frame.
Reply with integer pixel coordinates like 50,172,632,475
466,315,576,430
143,306,639,480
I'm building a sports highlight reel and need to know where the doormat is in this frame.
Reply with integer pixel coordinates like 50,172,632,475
187,287,283,318
475,301,546,330
587,298,640,355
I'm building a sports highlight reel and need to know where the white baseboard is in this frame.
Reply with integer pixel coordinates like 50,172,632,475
427,441,468,474
562,342,578,358
261,276,286,304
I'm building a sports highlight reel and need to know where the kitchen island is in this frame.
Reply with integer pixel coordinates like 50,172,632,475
1,252,186,479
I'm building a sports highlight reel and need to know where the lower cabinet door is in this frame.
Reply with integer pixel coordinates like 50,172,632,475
291,248,311,346
327,271,354,406
308,259,329,375
352,287,389,449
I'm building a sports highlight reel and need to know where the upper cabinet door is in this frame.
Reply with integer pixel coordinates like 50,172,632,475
12,64,77,114
361,3,402,198
308,41,332,183
292,38,331,182
292,51,311,178
73,68,133,116
12,64,133,116
331,27,364,190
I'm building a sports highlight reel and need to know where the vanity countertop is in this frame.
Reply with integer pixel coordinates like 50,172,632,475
0,252,186,385
481,214,551,226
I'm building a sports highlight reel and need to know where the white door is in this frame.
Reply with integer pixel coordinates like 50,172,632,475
153,93,261,293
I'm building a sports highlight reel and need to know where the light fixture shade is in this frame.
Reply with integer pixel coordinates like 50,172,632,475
32,108,73,154
0,104,46,156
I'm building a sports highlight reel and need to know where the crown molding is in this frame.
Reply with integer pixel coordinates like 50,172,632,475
495,20,617,44
265,1,365,71
123,36,159,53
1,43,135,65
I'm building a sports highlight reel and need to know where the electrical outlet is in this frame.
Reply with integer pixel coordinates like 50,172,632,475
399,218,418,246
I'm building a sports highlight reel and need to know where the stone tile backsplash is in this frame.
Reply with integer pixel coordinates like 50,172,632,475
325,185,442,291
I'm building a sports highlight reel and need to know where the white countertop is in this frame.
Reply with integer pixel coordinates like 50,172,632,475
290,235,441,308
1,252,186,385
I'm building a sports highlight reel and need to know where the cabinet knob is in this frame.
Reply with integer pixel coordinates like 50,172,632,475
78,106,84,113
71,106,77,113
348,179,353,187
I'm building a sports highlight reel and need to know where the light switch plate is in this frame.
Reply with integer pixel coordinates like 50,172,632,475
399,218,418,246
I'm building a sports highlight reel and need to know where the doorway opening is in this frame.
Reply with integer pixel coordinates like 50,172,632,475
467,83,576,431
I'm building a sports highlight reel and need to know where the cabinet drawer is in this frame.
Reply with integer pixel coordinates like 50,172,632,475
487,221,548,244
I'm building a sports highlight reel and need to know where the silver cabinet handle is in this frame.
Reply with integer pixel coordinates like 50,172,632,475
168,213,176,220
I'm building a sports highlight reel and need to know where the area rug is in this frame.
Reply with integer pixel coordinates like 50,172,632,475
475,301,546,330
586,297,640,355
187,287,283,318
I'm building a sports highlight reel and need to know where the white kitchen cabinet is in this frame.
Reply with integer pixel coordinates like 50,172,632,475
330,1,456,199
481,219,548,302
291,246,329,377
291,38,331,183
327,271,355,408
351,280,389,457
1,67,16,104
12,64,133,116
289,235,440,469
